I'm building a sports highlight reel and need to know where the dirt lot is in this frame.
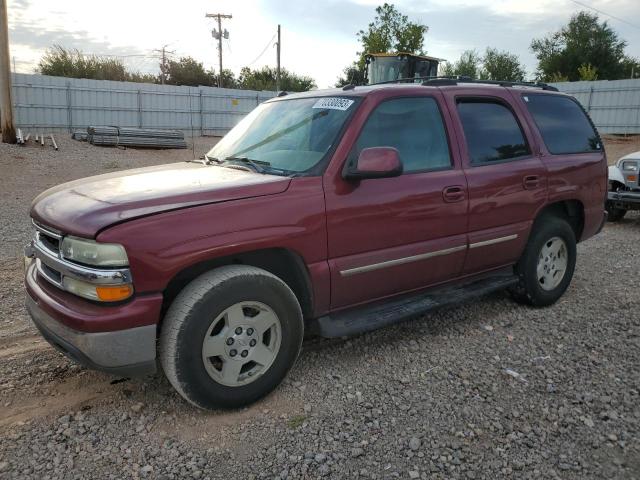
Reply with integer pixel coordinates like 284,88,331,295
601,135,640,165
0,135,639,479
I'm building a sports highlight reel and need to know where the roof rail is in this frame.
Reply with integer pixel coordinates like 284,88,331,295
421,77,559,91
368,75,559,92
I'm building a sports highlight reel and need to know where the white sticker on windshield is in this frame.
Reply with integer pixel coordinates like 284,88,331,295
312,97,354,111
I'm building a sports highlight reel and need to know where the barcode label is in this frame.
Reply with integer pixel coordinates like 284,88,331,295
312,98,354,111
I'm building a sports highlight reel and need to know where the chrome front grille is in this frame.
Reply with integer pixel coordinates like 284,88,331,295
32,220,62,256
28,219,133,292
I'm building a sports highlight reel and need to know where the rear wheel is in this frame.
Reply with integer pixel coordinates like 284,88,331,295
605,202,627,222
510,216,577,307
159,265,303,410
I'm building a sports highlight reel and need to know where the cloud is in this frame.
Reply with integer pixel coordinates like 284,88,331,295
6,0,640,86
9,24,143,56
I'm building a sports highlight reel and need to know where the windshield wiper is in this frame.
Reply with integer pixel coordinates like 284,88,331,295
185,154,222,166
223,156,270,174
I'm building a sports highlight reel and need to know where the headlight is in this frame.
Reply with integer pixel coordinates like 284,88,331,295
622,161,638,172
60,236,129,267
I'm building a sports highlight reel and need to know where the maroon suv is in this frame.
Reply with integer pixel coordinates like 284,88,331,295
25,80,607,409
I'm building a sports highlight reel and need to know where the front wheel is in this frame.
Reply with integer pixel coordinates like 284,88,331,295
510,216,577,307
159,265,304,410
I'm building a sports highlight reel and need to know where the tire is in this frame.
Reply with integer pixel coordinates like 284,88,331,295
605,202,627,222
509,215,577,307
159,265,303,410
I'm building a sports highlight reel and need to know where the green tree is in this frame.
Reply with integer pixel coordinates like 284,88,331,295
239,66,316,92
165,57,215,86
336,3,428,86
357,3,428,57
549,72,569,82
336,65,367,87
211,69,239,89
439,50,482,78
530,11,628,81
480,47,526,81
38,45,155,83
577,63,598,81
620,57,640,79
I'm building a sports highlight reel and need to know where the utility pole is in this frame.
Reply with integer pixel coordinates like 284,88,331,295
0,0,16,143
205,13,232,88
276,25,281,92
153,44,174,85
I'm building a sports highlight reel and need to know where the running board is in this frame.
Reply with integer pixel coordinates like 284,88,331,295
308,272,518,338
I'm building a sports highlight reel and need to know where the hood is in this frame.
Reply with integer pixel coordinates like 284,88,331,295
31,162,291,238
618,151,640,165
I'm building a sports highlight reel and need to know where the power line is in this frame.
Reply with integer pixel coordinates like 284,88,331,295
246,33,276,67
567,0,640,31
152,44,175,84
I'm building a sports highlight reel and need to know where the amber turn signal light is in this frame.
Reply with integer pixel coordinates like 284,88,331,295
626,175,637,182
95,284,134,302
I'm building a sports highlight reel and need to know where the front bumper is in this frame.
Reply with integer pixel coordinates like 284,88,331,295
25,262,158,377
607,190,640,207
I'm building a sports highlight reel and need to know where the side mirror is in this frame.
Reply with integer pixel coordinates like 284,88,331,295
344,147,403,180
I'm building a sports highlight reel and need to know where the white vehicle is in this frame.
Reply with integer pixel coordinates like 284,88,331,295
607,151,640,221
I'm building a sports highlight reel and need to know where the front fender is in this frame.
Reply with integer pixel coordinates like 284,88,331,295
96,177,327,294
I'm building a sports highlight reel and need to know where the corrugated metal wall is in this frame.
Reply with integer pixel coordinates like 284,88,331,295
11,73,276,136
12,74,639,136
551,79,640,134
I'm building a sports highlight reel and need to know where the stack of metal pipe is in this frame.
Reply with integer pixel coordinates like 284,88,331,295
85,126,187,149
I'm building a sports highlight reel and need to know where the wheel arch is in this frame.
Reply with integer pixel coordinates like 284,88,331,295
533,200,585,241
160,247,314,322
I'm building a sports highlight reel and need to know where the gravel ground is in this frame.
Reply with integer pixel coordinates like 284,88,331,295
0,135,639,479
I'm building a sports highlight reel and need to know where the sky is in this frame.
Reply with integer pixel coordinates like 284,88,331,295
6,0,640,88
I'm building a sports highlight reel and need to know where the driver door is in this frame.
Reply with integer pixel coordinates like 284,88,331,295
323,93,469,309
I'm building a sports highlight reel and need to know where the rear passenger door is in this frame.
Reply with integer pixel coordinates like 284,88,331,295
442,89,548,274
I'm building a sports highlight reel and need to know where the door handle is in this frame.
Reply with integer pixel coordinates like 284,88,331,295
523,175,540,190
442,185,465,203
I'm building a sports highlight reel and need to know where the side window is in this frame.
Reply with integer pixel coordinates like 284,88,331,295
457,100,531,165
523,94,602,154
349,97,451,173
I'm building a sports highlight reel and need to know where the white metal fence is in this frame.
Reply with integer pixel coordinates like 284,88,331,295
10,74,640,136
551,79,640,134
11,73,276,136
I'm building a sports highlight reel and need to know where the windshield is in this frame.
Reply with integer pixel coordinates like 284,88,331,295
206,97,357,174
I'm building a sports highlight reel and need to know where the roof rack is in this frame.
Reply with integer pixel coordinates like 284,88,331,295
422,77,559,92
369,75,558,92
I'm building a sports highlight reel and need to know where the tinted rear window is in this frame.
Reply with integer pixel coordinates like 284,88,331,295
523,94,602,154
457,100,530,165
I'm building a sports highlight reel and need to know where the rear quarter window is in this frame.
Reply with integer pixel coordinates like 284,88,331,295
522,94,602,155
